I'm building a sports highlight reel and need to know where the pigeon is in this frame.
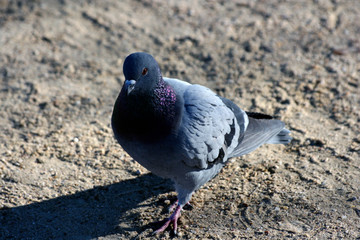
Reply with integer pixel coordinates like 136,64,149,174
111,52,291,234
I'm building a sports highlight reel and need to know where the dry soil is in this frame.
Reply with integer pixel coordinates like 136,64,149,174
1,0,360,239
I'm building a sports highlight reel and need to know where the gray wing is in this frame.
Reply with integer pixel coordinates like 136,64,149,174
176,84,244,169
165,78,291,168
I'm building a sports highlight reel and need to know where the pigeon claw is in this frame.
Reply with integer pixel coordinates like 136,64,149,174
153,204,182,235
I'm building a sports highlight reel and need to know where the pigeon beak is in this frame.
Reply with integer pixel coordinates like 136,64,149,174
125,79,136,95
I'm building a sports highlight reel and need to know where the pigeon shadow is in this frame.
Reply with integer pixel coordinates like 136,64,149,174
0,173,173,239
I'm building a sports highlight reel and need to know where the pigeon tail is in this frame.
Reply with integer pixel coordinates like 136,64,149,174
230,116,291,157
266,128,292,144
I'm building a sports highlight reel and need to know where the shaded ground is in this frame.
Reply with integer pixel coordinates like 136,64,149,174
0,0,359,239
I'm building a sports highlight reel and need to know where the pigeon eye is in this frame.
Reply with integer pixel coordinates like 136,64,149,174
142,68,148,76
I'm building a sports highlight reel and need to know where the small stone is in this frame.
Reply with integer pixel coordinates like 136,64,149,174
327,12,337,29
116,58,122,66
347,197,357,202
35,158,44,164
66,64,75,73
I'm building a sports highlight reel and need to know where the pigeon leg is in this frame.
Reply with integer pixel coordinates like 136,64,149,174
169,199,193,212
168,199,179,213
153,204,182,235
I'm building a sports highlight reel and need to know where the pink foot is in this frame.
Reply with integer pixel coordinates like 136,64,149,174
153,204,182,235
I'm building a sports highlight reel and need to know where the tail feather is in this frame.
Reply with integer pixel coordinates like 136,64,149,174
230,116,291,158
266,128,292,144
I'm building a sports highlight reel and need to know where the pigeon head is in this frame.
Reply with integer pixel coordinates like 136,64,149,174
112,52,182,142
122,52,162,96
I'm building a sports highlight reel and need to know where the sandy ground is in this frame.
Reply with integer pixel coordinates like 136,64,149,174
0,0,359,239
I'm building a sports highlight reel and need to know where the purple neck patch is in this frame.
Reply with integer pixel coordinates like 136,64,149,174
153,80,177,118
155,82,176,104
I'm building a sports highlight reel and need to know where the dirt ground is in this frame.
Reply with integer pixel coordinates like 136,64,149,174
0,0,359,239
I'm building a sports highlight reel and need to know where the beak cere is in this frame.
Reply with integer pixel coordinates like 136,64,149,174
125,80,136,95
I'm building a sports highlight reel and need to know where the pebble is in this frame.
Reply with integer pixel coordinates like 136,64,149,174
346,197,357,202
66,64,75,73
116,58,122,66
35,158,44,164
